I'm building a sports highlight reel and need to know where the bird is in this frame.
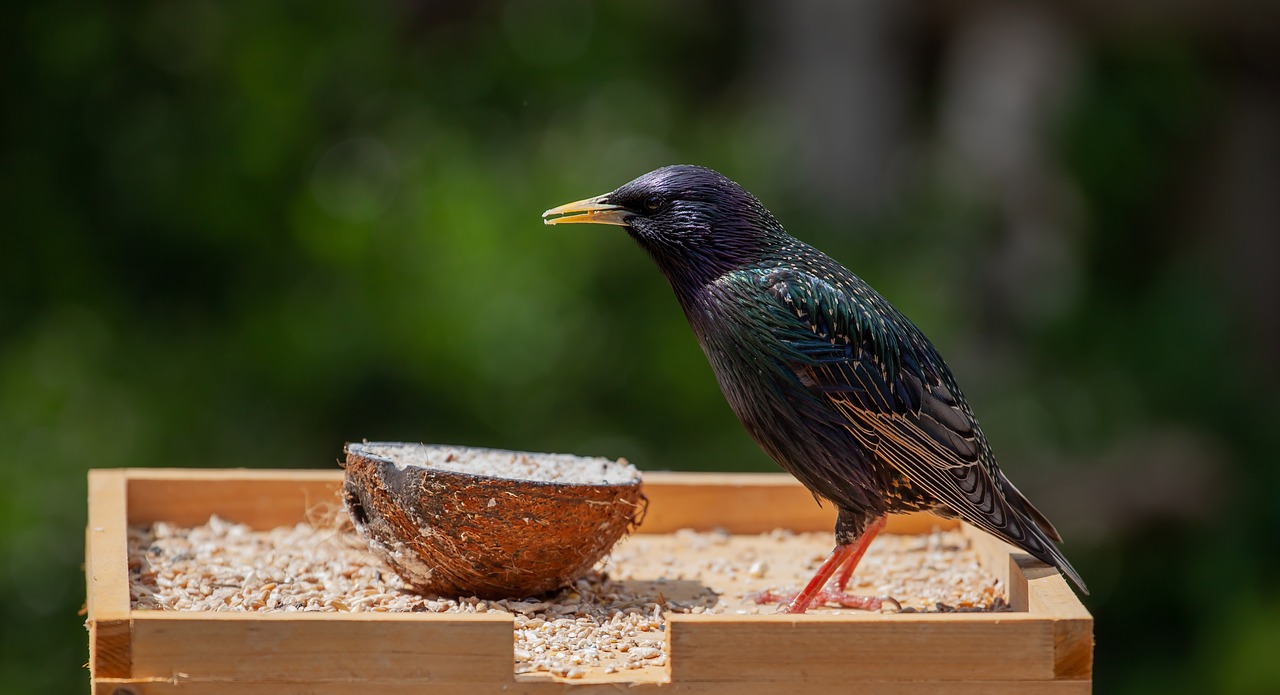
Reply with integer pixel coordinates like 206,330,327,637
542,165,1086,613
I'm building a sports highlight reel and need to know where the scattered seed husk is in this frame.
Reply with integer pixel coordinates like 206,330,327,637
129,513,1007,677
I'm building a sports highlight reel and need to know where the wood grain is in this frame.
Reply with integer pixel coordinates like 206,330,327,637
118,468,962,535
1017,555,1094,679
128,612,513,683
95,678,1092,694
87,467,1092,692
595,471,960,535
667,612,1055,682
86,469,132,679
126,469,341,529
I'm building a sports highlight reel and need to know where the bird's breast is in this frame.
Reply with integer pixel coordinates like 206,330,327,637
679,283,889,514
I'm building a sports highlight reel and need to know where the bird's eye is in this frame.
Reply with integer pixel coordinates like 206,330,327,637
643,194,663,212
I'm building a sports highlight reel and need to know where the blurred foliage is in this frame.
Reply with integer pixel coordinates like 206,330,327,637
2,1,1278,693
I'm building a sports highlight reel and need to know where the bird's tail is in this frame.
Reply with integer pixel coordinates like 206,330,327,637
991,485,1088,595
1017,517,1088,595
998,471,1063,543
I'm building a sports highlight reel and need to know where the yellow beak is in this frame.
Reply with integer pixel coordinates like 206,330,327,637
542,195,632,226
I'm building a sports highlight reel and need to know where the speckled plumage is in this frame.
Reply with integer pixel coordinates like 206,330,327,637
545,165,1086,595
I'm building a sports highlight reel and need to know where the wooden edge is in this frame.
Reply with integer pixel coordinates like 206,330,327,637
129,610,515,624
516,666,668,687
126,611,514,683
118,468,343,482
664,612,1056,682
93,680,584,695
1017,556,1091,620
1050,617,1094,681
607,471,833,534
93,679,1092,694
87,469,132,679
961,525,1094,683
126,469,344,529
114,469,961,536
666,610,1046,625
1016,555,1094,680
961,523,1017,598
637,472,958,535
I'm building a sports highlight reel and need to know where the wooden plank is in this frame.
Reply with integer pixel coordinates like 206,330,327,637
1007,551,1080,616
128,612,514,683
121,468,961,536
87,469,132,679
962,523,1016,594
1020,556,1091,620
1017,556,1094,680
639,472,833,533
95,682,562,695
666,613,1056,682
638,472,958,535
664,681,1091,694
126,469,342,529
1052,617,1094,681
95,678,1091,694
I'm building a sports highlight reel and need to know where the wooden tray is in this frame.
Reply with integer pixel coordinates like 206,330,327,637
86,468,1093,693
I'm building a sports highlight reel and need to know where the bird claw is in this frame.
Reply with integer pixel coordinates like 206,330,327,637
744,589,784,604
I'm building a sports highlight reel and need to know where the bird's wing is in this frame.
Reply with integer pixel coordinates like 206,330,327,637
753,267,1040,548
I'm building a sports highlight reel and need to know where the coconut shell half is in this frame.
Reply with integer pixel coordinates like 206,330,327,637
342,442,646,599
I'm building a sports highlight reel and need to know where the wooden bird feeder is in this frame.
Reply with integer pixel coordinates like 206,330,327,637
86,468,1093,693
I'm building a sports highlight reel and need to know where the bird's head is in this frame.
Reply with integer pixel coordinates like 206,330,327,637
543,165,785,287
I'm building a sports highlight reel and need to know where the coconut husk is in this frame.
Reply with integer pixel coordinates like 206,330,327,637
342,442,646,598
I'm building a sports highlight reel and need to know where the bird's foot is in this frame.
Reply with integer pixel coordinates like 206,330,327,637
750,588,901,613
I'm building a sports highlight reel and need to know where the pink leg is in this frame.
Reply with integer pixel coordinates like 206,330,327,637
779,544,857,614
753,515,896,614
834,516,886,592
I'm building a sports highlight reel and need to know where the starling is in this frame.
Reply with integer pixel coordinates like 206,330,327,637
543,165,1086,613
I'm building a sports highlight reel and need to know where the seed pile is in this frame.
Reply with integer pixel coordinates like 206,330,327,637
609,527,1009,615
129,513,1007,678
357,442,641,485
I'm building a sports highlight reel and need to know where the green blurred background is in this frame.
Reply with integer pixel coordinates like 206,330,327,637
4,1,1279,692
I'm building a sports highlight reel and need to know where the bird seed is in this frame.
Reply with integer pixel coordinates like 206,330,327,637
129,510,1007,679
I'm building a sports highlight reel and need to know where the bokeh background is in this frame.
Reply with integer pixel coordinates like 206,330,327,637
4,0,1279,692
